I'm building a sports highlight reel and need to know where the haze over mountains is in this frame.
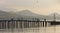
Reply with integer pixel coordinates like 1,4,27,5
0,10,60,20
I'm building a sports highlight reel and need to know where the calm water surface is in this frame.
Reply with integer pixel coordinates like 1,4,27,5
0,25,60,33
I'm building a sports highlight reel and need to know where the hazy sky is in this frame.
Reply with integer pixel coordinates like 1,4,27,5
0,0,60,15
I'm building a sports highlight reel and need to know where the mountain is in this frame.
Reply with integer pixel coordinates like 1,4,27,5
0,10,44,20
16,10,60,20
0,10,19,19
0,10,11,18
16,10,43,16
16,10,45,20
0,10,60,20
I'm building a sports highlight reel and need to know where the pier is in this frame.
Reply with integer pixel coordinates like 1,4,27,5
0,18,58,29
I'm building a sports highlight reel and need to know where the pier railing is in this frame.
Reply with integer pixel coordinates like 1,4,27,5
0,18,49,29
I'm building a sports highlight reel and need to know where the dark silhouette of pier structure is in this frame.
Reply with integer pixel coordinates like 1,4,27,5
0,18,46,29
0,18,59,29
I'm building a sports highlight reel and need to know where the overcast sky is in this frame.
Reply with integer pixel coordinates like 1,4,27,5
0,0,60,15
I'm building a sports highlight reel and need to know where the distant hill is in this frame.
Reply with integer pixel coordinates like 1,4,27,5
16,10,44,17
0,10,60,20
0,10,19,19
0,10,12,18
